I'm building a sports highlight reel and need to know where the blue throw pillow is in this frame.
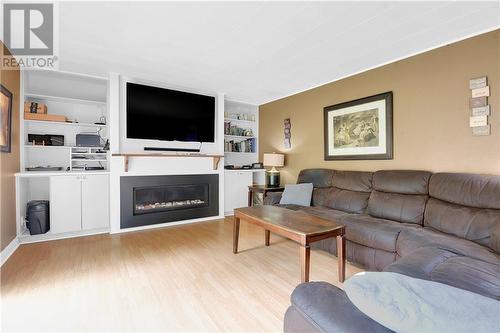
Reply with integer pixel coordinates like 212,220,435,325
279,183,314,206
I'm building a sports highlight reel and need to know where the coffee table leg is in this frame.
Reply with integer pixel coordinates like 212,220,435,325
233,217,240,254
337,235,345,282
265,230,270,246
300,245,311,283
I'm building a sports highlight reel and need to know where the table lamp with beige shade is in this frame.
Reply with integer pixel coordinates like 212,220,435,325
263,152,285,187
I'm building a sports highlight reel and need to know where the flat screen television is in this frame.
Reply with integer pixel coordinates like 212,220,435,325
126,82,216,143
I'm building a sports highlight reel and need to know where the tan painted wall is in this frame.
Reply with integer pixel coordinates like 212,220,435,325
259,30,500,185
1,44,20,251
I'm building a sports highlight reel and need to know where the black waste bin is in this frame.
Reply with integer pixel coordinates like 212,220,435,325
26,200,50,235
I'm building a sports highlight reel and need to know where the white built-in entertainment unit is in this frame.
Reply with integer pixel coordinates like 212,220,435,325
11,70,261,248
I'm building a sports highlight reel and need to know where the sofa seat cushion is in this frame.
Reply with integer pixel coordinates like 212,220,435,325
396,227,500,265
347,240,397,271
342,215,419,252
385,247,500,300
288,282,392,333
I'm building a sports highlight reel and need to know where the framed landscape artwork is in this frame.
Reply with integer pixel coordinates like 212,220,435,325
324,91,393,160
1,84,13,153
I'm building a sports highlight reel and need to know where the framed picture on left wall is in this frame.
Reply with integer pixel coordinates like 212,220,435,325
0,84,13,153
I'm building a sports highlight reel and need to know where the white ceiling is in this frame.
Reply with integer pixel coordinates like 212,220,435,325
58,1,500,105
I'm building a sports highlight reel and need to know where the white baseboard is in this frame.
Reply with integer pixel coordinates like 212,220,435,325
18,228,110,245
111,214,224,234
1,237,20,267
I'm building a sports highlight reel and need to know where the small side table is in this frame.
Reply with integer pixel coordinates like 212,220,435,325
248,185,285,206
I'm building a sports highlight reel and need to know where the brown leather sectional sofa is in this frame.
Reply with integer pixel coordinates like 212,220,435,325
264,169,500,333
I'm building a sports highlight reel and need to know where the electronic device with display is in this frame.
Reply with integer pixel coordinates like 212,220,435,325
126,82,216,143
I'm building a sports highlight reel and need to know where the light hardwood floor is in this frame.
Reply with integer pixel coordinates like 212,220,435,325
1,217,361,332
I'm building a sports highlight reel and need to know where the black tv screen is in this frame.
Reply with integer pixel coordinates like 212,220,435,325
126,82,216,143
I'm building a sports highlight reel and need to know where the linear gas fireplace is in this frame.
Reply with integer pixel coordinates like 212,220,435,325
134,184,209,215
121,174,219,229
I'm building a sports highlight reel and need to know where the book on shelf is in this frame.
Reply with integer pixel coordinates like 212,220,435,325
225,137,256,153
224,121,253,137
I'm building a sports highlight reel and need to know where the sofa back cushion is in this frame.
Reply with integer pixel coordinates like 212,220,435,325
319,171,373,214
297,169,335,188
367,170,432,224
425,173,500,253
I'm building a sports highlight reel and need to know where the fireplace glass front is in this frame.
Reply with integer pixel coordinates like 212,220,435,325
133,184,209,215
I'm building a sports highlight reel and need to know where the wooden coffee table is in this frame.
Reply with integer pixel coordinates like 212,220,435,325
233,206,345,283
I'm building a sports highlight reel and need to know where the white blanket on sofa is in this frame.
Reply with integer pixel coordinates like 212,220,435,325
344,272,500,333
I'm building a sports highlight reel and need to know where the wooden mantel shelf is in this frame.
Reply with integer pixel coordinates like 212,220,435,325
112,153,223,172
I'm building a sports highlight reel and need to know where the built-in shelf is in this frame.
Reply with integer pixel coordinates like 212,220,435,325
224,151,256,154
24,145,70,149
25,93,107,105
224,118,255,124
112,153,224,172
224,169,265,173
24,119,107,127
224,135,255,140
25,145,105,150
71,158,107,161
16,170,110,177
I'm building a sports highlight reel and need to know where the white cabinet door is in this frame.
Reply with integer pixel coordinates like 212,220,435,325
50,176,82,233
81,175,109,230
224,171,253,214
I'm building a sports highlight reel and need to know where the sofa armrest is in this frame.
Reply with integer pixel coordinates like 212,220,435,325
285,282,392,333
264,191,283,205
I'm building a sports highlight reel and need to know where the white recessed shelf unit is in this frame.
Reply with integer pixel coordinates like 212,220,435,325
22,70,109,172
223,100,264,216
16,70,111,243
224,100,259,163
